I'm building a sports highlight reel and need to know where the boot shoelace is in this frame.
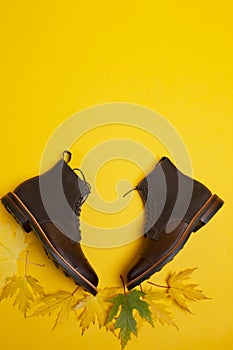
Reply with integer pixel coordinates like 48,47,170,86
63,150,91,204
123,182,156,237
62,150,91,237
73,168,91,236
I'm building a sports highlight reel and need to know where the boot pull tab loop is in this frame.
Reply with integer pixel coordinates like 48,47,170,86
62,150,72,163
122,187,137,198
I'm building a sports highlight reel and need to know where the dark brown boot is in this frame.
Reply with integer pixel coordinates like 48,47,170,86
126,157,224,289
1,151,98,295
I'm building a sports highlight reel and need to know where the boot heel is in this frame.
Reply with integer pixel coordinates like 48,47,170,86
193,194,224,232
1,193,32,233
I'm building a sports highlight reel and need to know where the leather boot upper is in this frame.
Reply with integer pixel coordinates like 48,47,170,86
13,158,98,288
126,157,214,286
136,157,212,240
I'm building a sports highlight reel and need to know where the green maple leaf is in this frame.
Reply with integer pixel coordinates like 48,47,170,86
0,275,44,316
107,289,153,349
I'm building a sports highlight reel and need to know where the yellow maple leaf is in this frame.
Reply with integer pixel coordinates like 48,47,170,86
135,287,177,330
31,287,86,329
75,287,121,334
144,293,178,329
149,302,177,329
0,274,44,316
0,223,28,286
142,287,168,302
166,268,209,312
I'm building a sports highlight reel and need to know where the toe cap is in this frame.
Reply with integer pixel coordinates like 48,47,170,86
126,255,154,289
75,258,99,288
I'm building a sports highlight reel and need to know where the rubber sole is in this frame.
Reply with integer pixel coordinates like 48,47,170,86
127,194,224,290
1,192,97,296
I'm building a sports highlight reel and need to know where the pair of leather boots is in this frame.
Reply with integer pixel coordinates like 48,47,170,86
1,151,224,295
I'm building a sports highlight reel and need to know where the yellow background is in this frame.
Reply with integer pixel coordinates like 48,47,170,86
0,1,232,349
